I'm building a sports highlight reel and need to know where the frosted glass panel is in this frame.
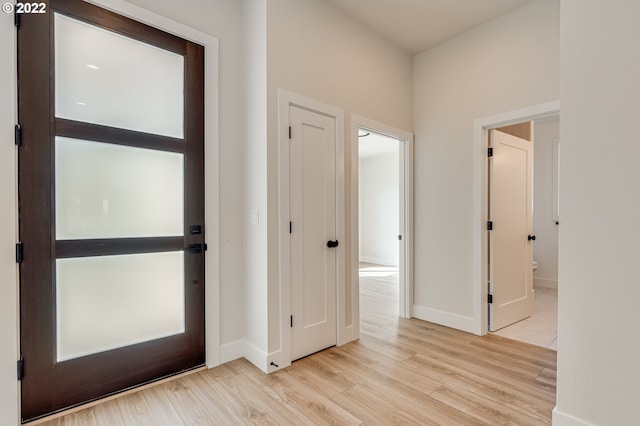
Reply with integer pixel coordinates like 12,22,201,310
55,13,184,138
56,251,185,362
55,137,184,239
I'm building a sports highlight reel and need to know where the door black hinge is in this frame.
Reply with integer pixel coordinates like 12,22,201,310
17,359,24,381
14,11,21,28
487,147,493,157
487,221,493,231
398,235,402,240
289,221,292,234
290,315,293,328
15,125,22,146
288,126,292,139
15,243,23,264
488,294,493,304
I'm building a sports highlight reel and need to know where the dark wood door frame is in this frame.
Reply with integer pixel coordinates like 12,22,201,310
17,0,205,421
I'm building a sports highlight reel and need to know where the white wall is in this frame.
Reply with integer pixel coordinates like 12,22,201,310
123,0,245,350
359,151,400,267
0,11,18,426
533,117,559,289
264,0,413,355
242,0,269,364
555,1,640,424
412,0,559,331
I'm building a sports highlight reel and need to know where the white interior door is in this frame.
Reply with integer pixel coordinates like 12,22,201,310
290,105,337,360
489,129,534,331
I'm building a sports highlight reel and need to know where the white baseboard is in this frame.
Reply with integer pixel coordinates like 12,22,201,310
219,339,245,364
412,305,477,334
338,324,358,346
552,406,597,426
244,341,282,374
244,340,268,373
534,277,558,289
359,256,399,267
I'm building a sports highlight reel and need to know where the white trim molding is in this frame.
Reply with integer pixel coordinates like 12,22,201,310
351,114,414,322
219,339,246,364
244,341,269,374
533,277,558,289
473,100,560,335
552,406,598,426
412,305,476,334
359,257,399,267
277,89,346,369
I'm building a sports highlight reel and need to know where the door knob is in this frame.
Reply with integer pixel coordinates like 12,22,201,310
327,240,339,248
527,235,536,241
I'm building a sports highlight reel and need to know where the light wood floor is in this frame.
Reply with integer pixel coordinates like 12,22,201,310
40,266,556,425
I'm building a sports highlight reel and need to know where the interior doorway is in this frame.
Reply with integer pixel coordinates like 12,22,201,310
350,115,413,338
358,130,401,328
288,105,338,361
487,116,560,350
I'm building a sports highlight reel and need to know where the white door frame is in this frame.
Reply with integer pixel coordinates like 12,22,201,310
473,100,559,335
350,114,414,332
277,89,345,369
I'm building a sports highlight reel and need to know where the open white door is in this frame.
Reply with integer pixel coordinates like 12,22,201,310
289,105,337,360
489,129,534,331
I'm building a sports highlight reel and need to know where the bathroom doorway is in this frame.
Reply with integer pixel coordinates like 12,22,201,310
489,116,559,349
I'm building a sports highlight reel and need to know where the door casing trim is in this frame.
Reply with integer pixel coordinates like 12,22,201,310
277,89,345,370
350,115,414,332
473,100,560,336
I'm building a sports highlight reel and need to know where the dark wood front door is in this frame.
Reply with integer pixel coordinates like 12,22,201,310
17,0,205,421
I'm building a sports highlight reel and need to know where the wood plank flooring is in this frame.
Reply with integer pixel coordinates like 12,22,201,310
39,266,556,425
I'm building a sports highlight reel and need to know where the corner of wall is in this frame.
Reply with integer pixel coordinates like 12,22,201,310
552,406,598,426
243,340,281,374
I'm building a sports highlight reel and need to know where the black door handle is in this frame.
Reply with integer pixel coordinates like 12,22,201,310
327,240,339,248
527,235,536,241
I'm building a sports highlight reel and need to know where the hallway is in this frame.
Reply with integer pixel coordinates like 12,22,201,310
39,266,556,425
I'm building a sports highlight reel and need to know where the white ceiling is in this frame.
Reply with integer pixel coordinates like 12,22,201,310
326,0,535,54
358,131,399,159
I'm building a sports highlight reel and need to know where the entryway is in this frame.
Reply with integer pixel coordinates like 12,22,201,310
484,114,559,349
18,0,206,421
490,116,559,349
356,129,402,326
277,91,346,368
288,105,338,361
351,116,413,332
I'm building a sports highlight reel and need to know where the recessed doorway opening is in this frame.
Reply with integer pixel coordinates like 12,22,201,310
358,131,400,330
489,116,559,350
350,115,413,340
476,104,560,351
